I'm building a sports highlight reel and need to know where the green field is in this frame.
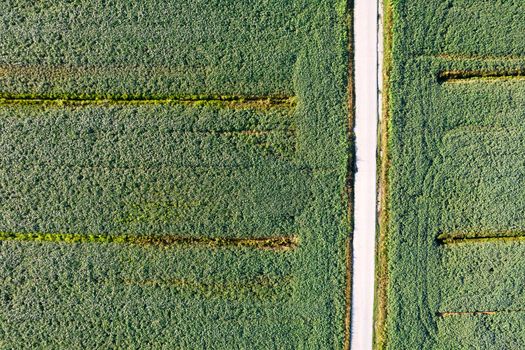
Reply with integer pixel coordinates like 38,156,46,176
0,1,351,348
380,0,525,348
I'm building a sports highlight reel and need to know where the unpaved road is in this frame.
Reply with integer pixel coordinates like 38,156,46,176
350,0,379,349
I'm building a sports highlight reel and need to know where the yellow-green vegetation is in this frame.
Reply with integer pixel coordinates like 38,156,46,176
381,0,525,348
0,93,297,109
374,0,394,349
343,3,354,349
0,232,298,250
0,1,351,348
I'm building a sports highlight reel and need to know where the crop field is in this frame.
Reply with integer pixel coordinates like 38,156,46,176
0,1,351,348
379,0,525,349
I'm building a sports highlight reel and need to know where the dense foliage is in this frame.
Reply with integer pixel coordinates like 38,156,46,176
0,1,351,348
383,0,525,348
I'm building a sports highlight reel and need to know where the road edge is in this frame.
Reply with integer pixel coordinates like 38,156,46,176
343,1,355,349
350,0,379,348
373,0,393,348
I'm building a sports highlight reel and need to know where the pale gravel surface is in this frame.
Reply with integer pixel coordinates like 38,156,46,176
350,0,379,349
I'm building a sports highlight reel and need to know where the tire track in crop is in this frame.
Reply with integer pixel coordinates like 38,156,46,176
0,232,298,251
438,231,525,245
433,54,525,61
0,94,296,110
0,162,338,173
438,69,525,83
122,275,294,300
437,309,525,317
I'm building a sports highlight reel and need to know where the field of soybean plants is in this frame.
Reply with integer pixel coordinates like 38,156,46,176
378,0,525,348
0,1,352,348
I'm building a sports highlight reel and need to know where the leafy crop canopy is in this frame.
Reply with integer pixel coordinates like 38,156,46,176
384,0,525,348
0,1,350,348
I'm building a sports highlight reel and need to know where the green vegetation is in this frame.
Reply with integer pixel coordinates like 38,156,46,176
0,1,351,348
375,1,394,348
343,4,355,349
380,0,525,348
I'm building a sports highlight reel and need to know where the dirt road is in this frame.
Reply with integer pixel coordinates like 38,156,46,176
350,0,379,349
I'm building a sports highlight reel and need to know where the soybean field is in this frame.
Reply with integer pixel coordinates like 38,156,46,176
379,0,525,349
0,1,352,348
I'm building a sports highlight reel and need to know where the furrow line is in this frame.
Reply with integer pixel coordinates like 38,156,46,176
438,231,525,245
438,69,525,83
0,232,298,251
0,94,297,110
437,309,525,317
